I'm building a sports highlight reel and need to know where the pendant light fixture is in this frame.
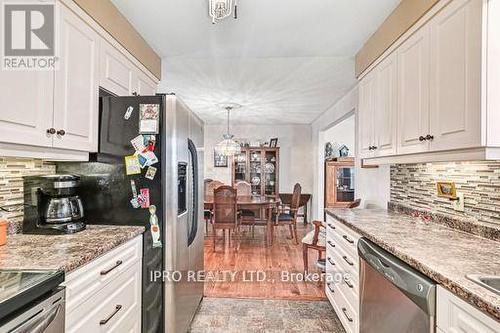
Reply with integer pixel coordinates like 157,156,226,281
215,104,241,156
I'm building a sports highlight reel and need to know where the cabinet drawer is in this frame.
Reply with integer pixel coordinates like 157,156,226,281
437,286,500,333
332,279,358,333
64,236,142,313
66,261,141,333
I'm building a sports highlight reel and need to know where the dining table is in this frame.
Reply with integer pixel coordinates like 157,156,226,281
204,195,280,246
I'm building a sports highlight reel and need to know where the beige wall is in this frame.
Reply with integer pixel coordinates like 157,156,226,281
355,0,439,77
204,124,313,194
73,0,161,79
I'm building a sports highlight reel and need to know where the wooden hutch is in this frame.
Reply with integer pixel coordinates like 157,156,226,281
324,157,355,208
232,147,280,197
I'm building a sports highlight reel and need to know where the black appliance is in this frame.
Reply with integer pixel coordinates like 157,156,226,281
22,175,86,234
57,92,204,333
0,270,65,332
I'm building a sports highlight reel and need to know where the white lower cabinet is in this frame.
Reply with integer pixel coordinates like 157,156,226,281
64,236,143,332
325,215,361,333
437,286,500,333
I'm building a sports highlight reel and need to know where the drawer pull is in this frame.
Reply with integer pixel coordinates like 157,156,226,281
327,257,335,266
327,241,335,248
342,256,354,266
342,235,354,244
100,305,122,325
327,223,336,230
327,283,335,293
344,278,354,289
100,260,123,275
341,307,353,322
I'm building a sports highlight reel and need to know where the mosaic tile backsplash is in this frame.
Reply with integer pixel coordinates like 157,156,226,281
391,161,500,227
0,157,55,233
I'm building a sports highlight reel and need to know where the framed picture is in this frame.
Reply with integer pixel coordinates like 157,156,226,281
269,138,278,148
339,145,349,157
214,151,228,167
436,181,457,199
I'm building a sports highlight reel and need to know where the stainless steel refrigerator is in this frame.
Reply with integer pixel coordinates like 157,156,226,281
58,93,204,333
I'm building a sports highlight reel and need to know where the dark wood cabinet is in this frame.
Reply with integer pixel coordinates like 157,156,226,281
232,147,280,197
325,157,355,208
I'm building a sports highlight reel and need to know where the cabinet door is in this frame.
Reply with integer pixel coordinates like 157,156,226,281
132,70,157,96
374,53,397,156
358,71,376,158
0,71,54,147
53,5,99,151
429,0,482,151
99,39,134,96
397,25,431,154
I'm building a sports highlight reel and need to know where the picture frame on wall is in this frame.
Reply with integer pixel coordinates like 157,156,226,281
269,138,278,148
214,151,228,167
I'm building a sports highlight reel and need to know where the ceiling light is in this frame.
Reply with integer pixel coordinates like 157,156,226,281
215,104,241,156
209,0,238,24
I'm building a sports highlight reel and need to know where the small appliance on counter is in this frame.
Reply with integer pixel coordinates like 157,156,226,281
0,269,65,332
22,175,86,234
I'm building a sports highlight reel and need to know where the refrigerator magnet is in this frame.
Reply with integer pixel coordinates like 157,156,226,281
131,134,146,152
144,135,156,151
139,151,158,167
145,166,157,180
138,154,149,169
139,188,150,208
139,104,160,134
124,106,134,120
149,205,162,248
125,155,141,175
130,180,139,198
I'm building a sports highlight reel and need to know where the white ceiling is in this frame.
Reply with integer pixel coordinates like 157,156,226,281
112,0,400,124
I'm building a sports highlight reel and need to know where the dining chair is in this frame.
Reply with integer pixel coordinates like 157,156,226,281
212,186,239,251
235,181,256,237
273,183,301,244
204,180,224,234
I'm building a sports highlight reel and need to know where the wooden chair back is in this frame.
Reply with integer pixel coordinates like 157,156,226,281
205,180,224,197
235,181,252,197
290,183,302,212
213,186,238,227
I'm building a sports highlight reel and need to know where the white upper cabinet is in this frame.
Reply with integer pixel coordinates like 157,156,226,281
374,52,397,157
132,70,157,96
99,39,134,96
359,0,495,164
429,0,482,151
54,5,99,152
358,70,376,159
0,71,54,147
397,25,431,155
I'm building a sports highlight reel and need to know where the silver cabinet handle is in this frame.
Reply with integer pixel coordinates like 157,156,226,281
327,283,335,293
342,255,354,266
327,240,335,248
342,235,354,244
342,307,353,322
344,277,354,289
327,223,335,230
46,128,56,135
100,305,122,325
56,129,65,136
100,260,123,275
327,257,335,266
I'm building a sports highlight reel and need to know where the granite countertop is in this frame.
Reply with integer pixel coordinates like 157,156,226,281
325,208,500,322
0,225,145,273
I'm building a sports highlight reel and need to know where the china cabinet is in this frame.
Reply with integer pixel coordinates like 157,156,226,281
324,158,355,208
232,147,280,197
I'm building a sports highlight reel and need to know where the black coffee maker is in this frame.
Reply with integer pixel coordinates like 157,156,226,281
23,175,86,234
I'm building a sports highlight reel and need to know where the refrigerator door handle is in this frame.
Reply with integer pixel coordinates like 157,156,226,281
187,138,198,246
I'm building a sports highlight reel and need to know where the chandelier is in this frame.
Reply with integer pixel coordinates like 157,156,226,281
215,105,241,156
209,0,238,24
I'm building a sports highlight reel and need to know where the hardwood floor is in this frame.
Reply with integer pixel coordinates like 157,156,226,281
203,221,327,300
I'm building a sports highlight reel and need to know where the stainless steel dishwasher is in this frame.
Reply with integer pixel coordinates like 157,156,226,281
358,238,436,333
